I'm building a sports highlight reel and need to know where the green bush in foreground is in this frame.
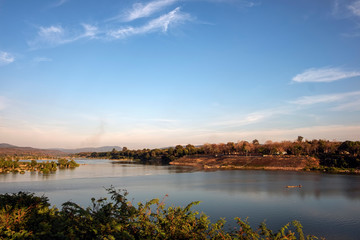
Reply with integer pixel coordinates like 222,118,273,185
0,188,320,240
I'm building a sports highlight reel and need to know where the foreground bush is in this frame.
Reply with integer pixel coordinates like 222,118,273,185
0,188,319,239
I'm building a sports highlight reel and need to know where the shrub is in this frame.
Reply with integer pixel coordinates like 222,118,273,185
0,188,320,239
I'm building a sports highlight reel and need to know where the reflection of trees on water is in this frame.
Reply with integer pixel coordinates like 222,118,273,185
1,161,359,240
2,159,359,200
170,170,360,201
111,161,198,174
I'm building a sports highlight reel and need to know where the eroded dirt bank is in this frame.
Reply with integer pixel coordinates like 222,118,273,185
170,155,319,171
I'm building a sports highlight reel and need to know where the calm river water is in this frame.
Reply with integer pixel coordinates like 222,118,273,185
1,159,360,240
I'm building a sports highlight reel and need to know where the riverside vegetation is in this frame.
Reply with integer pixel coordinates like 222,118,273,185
0,158,79,174
0,187,320,240
79,138,360,173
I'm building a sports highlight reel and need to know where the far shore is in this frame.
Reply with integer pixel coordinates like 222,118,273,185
169,154,360,174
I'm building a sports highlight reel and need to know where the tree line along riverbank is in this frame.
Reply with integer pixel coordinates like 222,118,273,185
0,158,79,174
78,138,360,173
169,155,320,171
2,138,358,174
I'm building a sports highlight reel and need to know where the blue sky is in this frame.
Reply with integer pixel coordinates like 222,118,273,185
1,0,360,149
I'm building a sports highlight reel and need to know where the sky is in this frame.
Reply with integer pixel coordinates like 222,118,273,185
0,0,360,149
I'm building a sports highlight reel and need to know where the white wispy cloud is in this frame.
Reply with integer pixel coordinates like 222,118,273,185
209,113,265,127
207,0,258,7
108,7,191,39
27,0,255,48
120,0,178,22
29,0,254,48
28,24,98,49
28,7,189,48
208,108,291,128
113,0,257,22
0,51,15,65
333,99,360,111
332,0,360,17
52,0,69,8
82,24,98,38
148,118,178,123
348,0,360,17
291,91,360,105
332,0,340,15
29,25,66,47
292,67,360,83
341,31,360,37
33,57,52,63
331,0,360,37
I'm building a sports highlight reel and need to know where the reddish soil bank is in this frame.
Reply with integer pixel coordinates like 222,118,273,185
170,155,319,171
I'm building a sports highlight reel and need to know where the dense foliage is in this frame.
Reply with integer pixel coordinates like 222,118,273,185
0,188,319,239
0,158,79,174
80,139,360,170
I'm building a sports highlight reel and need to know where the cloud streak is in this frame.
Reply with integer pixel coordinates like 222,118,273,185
82,24,98,38
33,57,52,63
209,113,266,128
0,51,15,65
29,25,67,48
348,0,360,17
333,99,360,111
52,0,69,8
121,0,178,22
28,6,190,48
108,7,191,39
208,107,292,128
30,0,256,48
291,91,360,105
292,67,360,83
28,24,98,49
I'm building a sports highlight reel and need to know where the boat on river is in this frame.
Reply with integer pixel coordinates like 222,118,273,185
286,185,302,188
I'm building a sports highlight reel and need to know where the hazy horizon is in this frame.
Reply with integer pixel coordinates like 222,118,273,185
1,0,360,149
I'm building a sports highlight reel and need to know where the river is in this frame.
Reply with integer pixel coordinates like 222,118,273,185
1,159,359,240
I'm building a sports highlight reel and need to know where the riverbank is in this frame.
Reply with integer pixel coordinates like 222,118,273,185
169,154,319,171
0,159,79,174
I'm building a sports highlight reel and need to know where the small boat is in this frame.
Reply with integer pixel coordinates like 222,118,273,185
286,185,302,188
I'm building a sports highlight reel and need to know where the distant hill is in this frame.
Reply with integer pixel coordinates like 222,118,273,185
0,143,123,157
0,143,18,148
49,146,123,154
0,143,67,157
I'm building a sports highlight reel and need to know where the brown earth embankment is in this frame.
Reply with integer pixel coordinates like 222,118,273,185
170,155,319,171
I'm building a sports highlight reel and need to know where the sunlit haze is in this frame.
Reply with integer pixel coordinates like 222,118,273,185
1,0,360,149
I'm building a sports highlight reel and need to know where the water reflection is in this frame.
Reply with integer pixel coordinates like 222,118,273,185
1,159,360,240
155,169,360,201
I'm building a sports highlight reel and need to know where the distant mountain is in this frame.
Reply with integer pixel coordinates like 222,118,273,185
49,146,123,154
0,143,67,157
